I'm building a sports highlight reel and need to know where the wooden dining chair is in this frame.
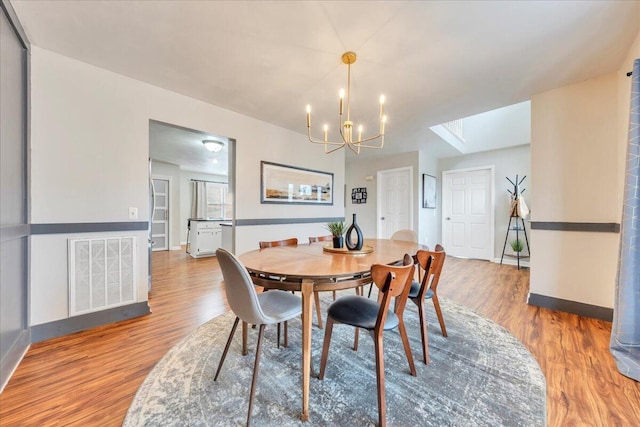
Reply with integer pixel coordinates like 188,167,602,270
259,238,325,329
318,260,417,427
308,235,332,244
408,247,447,364
214,249,302,427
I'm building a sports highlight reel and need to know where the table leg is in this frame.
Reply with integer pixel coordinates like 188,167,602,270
300,279,313,422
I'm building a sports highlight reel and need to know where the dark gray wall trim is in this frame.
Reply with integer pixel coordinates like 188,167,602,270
31,221,149,235
0,224,29,243
0,329,30,392
528,293,613,321
31,302,151,343
530,222,620,233
235,217,345,226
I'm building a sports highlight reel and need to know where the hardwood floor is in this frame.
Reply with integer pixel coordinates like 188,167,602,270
1,250,638,426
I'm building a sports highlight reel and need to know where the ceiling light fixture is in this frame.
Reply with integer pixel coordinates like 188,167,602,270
306,51,387,155
202,139,224,152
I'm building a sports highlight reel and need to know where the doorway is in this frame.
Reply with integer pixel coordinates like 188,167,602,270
151,176,170,251
377,166,413,238
442,166,494,260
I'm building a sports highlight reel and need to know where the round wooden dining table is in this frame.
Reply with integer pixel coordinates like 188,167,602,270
238,238,427,422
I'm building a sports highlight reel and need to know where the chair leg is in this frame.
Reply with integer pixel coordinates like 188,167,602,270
374,332,387,427
353,327,359,351
314,291,323,329
284,320,289,347
318,317,335,380
332,290,336,301
242,321,248,356
397,317,417,376
416,299,430,364
214,317,239,381
367,282,374,298
277,323,281,349
431,294,448,337
247,324,266,427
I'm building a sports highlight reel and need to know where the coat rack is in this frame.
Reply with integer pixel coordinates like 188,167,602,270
500,174,530,269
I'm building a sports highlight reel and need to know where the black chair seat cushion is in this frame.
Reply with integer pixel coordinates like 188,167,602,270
408,280,434,299
327,295,398,331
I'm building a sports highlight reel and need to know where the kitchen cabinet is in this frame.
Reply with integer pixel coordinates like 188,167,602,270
188,219,222,258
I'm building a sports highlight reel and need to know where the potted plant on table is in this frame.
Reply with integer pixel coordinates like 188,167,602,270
325,221,346,249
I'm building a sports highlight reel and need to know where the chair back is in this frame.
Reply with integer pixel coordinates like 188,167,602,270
308,235,332,244
416,249,446,296
259,238,298,249
390,229,418,243
370,261,415,329
216,248,268,325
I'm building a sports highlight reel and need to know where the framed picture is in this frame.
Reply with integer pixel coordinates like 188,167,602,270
351,187,367,204
423,174,436,209
261,161,333,205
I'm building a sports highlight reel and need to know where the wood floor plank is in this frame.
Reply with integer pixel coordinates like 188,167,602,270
0,250,638,426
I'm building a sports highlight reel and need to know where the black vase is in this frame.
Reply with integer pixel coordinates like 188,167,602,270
345,213,364,251
332,236,344,249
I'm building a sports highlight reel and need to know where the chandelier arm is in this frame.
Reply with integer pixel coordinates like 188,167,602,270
325,142,347,154
308,128,344,146
354,133,384,145
347,141,361,155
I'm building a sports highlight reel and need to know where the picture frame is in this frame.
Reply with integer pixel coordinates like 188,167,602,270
351,187,367,204
423,174,436,209
261,161,333,205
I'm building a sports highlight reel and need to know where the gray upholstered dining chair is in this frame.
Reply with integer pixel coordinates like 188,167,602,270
214,248,302,427
390,229,418,242
408,246,447,364
318,260,417,427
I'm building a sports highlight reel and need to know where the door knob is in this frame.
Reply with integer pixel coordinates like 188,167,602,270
445,217,451,220
381,217,385,220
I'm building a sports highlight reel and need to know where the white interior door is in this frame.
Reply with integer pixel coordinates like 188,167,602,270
151,177,169,251
377,167,413,238
442,167,494,260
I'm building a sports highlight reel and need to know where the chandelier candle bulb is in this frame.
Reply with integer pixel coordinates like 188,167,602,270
323,124,328,142
339,89,345,115
306,105,311,128
358,125,363,141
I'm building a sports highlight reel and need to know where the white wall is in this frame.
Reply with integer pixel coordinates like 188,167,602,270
439,144,531,261
30,46,344,326
530,72,620,308
345,151,439,246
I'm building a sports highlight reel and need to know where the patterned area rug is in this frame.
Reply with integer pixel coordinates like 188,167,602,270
124,293,546,426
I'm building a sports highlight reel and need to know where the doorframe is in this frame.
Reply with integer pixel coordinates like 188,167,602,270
376,166,414,238
441,165,495,260
151,174,172,251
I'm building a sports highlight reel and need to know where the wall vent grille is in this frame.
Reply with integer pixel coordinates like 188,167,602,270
69,236,136,316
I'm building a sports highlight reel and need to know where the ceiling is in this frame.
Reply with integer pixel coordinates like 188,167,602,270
10,0,640,164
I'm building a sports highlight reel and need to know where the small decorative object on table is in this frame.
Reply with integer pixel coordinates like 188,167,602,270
325,221,346,249
345,213,364,251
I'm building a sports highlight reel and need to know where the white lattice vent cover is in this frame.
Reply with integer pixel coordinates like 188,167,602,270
69,236,136,316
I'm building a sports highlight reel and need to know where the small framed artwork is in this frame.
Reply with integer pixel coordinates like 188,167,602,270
351,187,367,204
261,161,333,205
423,174,436,209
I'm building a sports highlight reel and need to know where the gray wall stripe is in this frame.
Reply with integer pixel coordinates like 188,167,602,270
530,222,620,233
528,293,613,322
31,222,149,234
31,302,151,343
0,224,29,243
235,217,345,226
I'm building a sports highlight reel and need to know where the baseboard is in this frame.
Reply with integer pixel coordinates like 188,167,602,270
528,293,613,321
492,257,530,268
170,245,182,251
31,302,152,343
0,329,31,393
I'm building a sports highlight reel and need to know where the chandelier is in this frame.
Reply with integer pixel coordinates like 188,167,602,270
306,52,387,155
